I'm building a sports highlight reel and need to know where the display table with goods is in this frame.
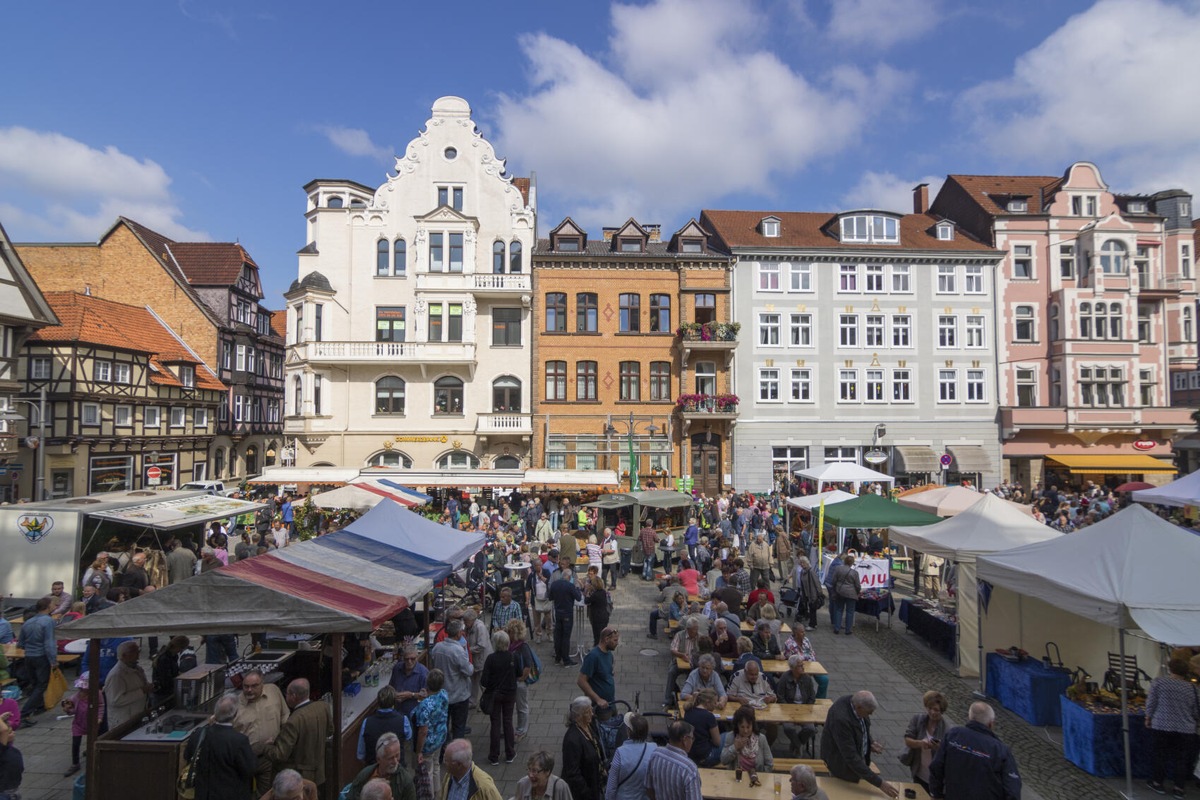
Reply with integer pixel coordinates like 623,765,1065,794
898,599,957,662
855,589,894,631
985,651,1073,726
1059,694,1152,778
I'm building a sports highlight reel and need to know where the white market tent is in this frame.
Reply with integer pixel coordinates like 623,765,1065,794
786,490,857,512
796,462,895,492
977,504,1200,799
889,494,1061,678
897,485,1035,518
1131,467,1200,508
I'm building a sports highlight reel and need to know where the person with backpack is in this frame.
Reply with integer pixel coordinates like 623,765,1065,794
828,554,862,635
506,619,539,741
528,567,552,644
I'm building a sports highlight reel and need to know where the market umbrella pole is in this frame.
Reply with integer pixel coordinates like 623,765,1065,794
85,638,100,800
331,632,343,798
974,580,986,699
1119,628,1134,800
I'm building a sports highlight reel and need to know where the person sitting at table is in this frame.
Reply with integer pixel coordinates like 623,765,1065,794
727,661,775,708
647,589,685,640
901,690,948,793
665,617,703,706
679,654,727,706
714,601,741,634
682,688,722,767
821,691,899,799
781,628,828,699
720,706,773,784
750,620,781,662
705,558,724,593
709,618,739,659
758,605,784,645
746,581,775,617
789,764,830,800
675,560,702,599
732,637,761,674
777,655,817,756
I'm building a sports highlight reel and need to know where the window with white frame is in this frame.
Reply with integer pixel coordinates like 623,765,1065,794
1140,368,1155,406
938,369,958,402
892,368,911,401
1014,305,1035,342
1191,372,1200,390
1071,195,1097,217
1138,304,1154,343
1050,367,1062,406
82,403,100,426
1013,245,1033,279
758,313,781,345
891,264,910,292
937,265,956,293
1134,245,1150,279
236,345,246,371
1080,302,1122,340
1059,244,1075,278
758,262,781,291
789,368,812,402
94,360,111,382
1173,372,1186,391
115,405,132,426
761,218,780,237
171,407,186,427
839,314,858,347
865,264,884,292
772,446,808,476
839,264,857,292
891,315,911,347
113,363,130,384
789,263,812,292
865,369,885,402
1080,366,1124,407
839,214,899,244
1016,368,1036,407
179,366,195,388
234,395,244,421
789,313,812,347
1182,244,1192,279
838,369,858,401
195,408,209,427
144,406,160,428
31,356,52,380
1100,240,1127,274
966,369,986,402
966,315,985,348
824,446,859,464
1184,306,1194,342
1049,305,1060,340
964,265,984,293
865,314,885,347
758,368,780,401
546,440,566,470
938,315,957,348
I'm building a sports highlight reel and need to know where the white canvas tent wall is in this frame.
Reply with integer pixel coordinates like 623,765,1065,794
1131,467,1200,507
897,485,1035,518
977,504,1200,800
796,463,894,492
889,494,1061,678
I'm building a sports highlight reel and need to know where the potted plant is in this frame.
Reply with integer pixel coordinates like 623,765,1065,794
675,393,704,411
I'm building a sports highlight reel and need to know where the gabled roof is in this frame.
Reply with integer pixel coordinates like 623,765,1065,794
268,309,287,340
939,174,1063,216
32,291,225,391
667,219,712,251
511,176,532,206
168,242,259,287
0,220,59,328
700,210,997,253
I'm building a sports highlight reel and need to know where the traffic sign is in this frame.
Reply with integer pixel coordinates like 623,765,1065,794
146,466,162,482
939,453,953,469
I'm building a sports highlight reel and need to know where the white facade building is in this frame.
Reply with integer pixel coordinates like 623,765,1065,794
284,97,536,473
702,203,1006,492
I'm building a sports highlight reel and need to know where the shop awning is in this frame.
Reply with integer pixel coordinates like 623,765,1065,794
947,445,990,474
521,469,620,488
893,446,939,473
87,494,269,530
247,467,361,486
1045,454,1177,474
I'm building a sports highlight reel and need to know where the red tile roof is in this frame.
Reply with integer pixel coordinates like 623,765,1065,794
169,242,257,285
268,309,287,340
940,174,1063,216
511,176,531,206
700,210,996,252
32,292,226,391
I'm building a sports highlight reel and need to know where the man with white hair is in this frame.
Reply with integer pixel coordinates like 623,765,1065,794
820,690,899,798
789,764,829,800
439,738,502,800
464,608,492,708
184,693,256,799
103,640,150,728
346,732,415,800
262,769,318,800
361,779,393,800
929,702,1021,800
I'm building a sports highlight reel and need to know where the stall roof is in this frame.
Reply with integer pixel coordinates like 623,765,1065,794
897,486,1033,518
1131,468,1200,508
4,489,211,514
889,493,1057,560
331,499,485,580
786,490,857,512
521,469,620,488
247,467,361,485
797,462,895,487
590,490,697,509
87,494,268,529
820,493,941,529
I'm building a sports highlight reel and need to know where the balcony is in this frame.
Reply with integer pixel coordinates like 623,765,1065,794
678,321,739,352
676,393,739,422
1137,273,1193,297
1001,405,1195,436
476,412,533,439
415,272,531,295
298,340,477,369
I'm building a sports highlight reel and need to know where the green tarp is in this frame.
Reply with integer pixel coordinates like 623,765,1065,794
820,493,941,529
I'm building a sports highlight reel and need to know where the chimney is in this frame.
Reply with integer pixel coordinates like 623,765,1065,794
913,183,929,214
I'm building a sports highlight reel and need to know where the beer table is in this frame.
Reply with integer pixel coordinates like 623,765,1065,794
676,656,825,676
697,768,929,800
679,698,832,725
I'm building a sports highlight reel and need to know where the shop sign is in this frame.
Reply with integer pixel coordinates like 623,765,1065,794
857,557,891,591
1132,440,1157,451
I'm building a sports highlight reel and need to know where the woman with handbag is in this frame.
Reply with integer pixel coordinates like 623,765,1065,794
562,697,604,800
506,619,538,741
479,630,518,766
795,556,824,632
605,714,658,800
827,554,861,635
900,691,948,792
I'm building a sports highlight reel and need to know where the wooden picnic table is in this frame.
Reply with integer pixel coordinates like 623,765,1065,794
3,643,81,666
676,657,826,676
680,698,832,725
697,768,929,800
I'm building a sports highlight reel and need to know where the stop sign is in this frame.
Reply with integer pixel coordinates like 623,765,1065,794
147,466,162,481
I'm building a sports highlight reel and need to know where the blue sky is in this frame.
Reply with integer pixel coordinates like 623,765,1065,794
3,0,1199,305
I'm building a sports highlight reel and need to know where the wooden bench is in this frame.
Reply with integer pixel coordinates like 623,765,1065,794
0,677,15,687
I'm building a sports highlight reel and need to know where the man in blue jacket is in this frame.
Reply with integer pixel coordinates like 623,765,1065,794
929,702,1021,800
16,597,57,723
547,557,582,667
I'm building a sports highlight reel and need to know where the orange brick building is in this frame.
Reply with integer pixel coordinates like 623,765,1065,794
532,218,736,496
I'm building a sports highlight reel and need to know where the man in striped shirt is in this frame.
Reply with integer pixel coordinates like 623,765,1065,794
644,720,703,800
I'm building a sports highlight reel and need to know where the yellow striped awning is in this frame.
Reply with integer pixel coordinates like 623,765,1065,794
1045,455,1177,474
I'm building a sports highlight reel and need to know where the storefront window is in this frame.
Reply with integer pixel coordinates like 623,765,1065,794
90,455,133,493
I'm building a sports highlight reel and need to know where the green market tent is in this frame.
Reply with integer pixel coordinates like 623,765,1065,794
820,493,941,529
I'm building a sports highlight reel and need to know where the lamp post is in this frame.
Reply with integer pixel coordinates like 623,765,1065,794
1,386,48,501
605,413,660,546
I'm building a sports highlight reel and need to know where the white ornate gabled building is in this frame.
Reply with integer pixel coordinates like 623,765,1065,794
284,97,537,476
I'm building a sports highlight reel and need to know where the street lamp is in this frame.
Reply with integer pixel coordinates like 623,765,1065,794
0,386,47,501
864,423,888,466
604,412,659,491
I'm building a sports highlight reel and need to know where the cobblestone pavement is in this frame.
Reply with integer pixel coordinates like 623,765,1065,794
11,566,1137,799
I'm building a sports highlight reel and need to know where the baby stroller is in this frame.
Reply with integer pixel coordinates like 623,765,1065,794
592,699,633,766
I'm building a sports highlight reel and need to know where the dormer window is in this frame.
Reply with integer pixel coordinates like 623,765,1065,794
1127,201,1147,214
840,214,899,244
936,223,954,241
619,238,643,253
179,365,195,389
1071,195,1097,217
680,238,703,253
1006,199,1028,213
556,237,581,252
761,217,780,238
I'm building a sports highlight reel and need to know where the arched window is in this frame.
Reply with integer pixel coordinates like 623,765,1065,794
327,196,343,208
375,376,406,414
393,238,406,275
367,451,412,468
509,241,523,273
1080,302,1092,339
493,241,506,274
437,451,480,469
492,376,521,412
1049,305,1060,340
214,447,225,479
494,455,521,469
245,446,259,476
293,375,303,415
1100,240,1127,274
1185,306,1194,342
434,376,464,415
376,239,389,276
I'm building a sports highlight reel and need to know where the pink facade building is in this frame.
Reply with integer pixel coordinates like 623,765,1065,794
931,162,1196,489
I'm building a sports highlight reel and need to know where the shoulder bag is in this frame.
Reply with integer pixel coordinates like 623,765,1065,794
177,726,207,800
614,743,649,790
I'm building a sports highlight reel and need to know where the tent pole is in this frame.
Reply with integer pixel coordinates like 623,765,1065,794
85,638,100,800
975,573,986,699
331,632,344,794
1119,628,1134,800
424,590,433,659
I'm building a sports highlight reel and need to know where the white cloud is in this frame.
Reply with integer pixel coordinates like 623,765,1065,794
494,0,910,230
0,127,207,242
841,171,944,214
961,0,1200,195
827,0,940,48
317,126,392,161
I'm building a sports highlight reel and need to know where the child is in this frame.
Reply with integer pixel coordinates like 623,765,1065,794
61,673,104,777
